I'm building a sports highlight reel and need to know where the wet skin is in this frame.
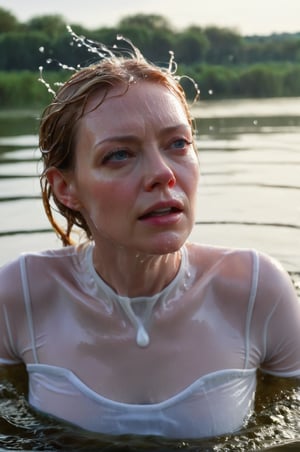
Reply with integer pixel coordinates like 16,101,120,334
48,81,200,295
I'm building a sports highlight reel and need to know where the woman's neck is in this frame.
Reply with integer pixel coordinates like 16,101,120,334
92,244,182,298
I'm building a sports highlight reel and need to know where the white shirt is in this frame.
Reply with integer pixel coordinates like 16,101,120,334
0,242,299,438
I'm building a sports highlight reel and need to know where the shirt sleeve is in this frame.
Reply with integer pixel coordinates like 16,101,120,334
0,259,24,364
254,252,300,377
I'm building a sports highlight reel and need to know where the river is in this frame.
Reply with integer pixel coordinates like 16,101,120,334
0,97,299,450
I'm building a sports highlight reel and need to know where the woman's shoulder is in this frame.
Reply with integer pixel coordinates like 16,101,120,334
186,241,285,272
1,242,90,270
185,243,256,303
0,243,95,326
185,241,255,272
0,243,90,293
185,242,297,309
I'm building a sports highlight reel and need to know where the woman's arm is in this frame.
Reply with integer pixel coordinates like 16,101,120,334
256,253,300,377
0,259,24,365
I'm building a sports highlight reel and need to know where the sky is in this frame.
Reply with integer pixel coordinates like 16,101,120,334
1,0,300,36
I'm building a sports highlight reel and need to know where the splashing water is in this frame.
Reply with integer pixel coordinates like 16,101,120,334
38,66,56,96
37,26,200,104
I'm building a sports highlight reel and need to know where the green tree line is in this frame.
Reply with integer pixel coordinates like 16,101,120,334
1,8,300,107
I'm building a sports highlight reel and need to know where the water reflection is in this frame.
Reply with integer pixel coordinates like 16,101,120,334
0,98,299,450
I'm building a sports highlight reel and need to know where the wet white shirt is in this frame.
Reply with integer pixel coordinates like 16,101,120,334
0,243,299,438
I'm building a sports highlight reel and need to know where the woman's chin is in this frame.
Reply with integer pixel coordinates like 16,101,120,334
138,233,189,256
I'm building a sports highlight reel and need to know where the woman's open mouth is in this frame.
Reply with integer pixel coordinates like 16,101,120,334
139,206,181,220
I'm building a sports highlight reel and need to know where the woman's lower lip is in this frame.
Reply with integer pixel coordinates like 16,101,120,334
138,211,182,226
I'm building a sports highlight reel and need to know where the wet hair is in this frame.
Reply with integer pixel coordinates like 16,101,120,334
39,47,197,246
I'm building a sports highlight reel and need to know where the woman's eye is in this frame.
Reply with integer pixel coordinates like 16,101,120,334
170,138,192,150
103,149,130,163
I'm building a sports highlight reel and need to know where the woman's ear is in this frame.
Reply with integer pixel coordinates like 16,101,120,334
46,167,81,210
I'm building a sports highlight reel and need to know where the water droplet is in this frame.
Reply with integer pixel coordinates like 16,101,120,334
136,326,149,347
208,89,214,95
39,46,44,53
253,120,258,126
168,50,176,73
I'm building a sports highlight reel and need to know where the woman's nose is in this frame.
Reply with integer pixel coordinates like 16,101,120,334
143,151,176,192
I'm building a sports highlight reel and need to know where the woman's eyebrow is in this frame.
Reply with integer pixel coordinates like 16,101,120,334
93,135,140,148
92,124,192,149
159,124,191,134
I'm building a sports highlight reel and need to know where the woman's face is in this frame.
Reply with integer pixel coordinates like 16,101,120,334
68,81,200,255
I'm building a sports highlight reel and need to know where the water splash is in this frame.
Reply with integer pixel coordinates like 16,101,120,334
38,66,56,97
67,25,115,59
175,74,200,105
116,34,154,63
168,50,177,74
166,50,200,104
38,25,200,104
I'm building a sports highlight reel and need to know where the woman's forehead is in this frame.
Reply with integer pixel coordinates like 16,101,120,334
84,81,189,121
75,82,191,145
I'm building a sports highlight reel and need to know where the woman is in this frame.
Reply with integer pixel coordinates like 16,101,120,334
0,44,299,439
